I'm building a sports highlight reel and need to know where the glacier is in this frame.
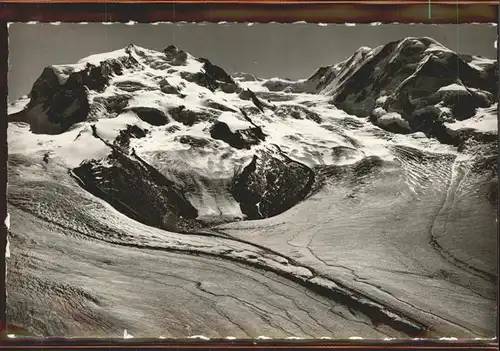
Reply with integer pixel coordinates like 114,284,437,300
6,38,497,338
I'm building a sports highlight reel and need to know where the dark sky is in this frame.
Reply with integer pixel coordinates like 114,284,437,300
8,22,497,101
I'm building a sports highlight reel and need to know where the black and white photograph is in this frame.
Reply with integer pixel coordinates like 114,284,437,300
5,22,498,339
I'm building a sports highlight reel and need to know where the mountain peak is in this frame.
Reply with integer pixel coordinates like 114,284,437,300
9,37,497,145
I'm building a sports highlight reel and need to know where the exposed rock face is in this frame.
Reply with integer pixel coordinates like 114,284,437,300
180,58,238,93
197,58,235,85
72,149,199,233
174,135,211,148
22,67,90,133
129,107,169,126
230,148,315,219
159,78,181,94
210,121,266,150
114,124,148,152
163,45,188,65
12,58,126,134
163,45,179,59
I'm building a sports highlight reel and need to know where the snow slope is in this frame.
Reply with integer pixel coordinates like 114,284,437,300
7,39,497,338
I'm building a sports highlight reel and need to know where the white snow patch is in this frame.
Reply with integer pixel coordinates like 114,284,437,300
94,111,148,142
5,237,10,258
8,122,111,169
218,112,253,132
5,213,10,230
378,112,410,131
438,83,467,93
7,97,30,115
468,56,496,70
412,132,427,139
425,42,453,53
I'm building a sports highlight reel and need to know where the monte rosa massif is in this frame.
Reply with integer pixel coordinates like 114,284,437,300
6,37,497,338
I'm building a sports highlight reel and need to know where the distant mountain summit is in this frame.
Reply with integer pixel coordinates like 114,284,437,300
263,37,497,142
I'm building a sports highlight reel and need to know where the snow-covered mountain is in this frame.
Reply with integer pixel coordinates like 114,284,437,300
265,37,497,140
6,38,497,338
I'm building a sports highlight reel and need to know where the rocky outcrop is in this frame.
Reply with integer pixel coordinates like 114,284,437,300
159,78,181,94
210,121,266,150
181,59,238,93
15,58,127,134
22,67,90,133
163,45,188,66
197,58,235,85
174,135,212,148
230,148,315,219
72,149,199,233
128,106,169,126
114,124,148,152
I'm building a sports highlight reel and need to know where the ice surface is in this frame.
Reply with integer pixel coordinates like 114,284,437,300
7,97,30,115
438,84,468,93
